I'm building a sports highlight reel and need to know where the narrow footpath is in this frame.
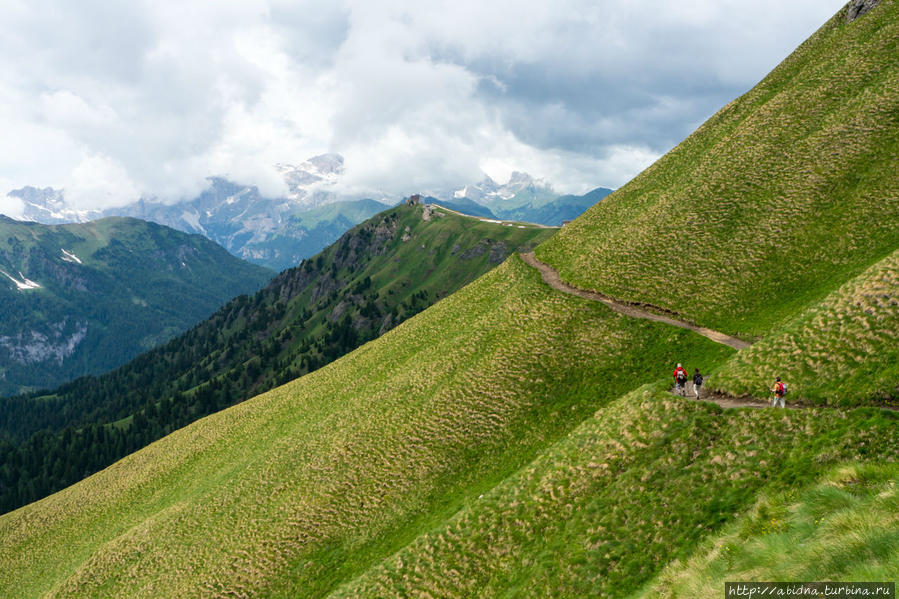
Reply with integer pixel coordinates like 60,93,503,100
672,389,797,410
518,253,899,413
520,252,752,350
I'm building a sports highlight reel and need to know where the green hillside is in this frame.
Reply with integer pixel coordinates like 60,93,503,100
0,203,554,514
637,463,899,598
0,216,272,395
0,2,897,598
332,392,898,599
537,2,899,338
0,257,735,598
710,247,899,406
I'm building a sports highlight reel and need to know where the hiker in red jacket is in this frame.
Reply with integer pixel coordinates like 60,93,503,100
673,363,688,396
771,376,788,408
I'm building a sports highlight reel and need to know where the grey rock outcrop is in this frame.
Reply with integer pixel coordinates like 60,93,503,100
846,0,881,22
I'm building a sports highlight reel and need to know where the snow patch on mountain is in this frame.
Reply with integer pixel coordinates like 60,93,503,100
276,153,345,206
451,172,555,208
60,249,83,264
1,269,42,290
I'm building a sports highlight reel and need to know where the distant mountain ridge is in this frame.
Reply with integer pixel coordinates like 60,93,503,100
452,171,555,210
7,187,101,224
112,180,389,271
5,156,611,269
495,187,612,225
0,216,272,395
448,173,612,225
8,154,393,271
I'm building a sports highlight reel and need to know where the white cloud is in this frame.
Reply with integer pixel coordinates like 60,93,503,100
0,0,848,210
64,154,141,210
0,184,25,219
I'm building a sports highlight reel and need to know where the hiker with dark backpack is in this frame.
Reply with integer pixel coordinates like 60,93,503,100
771,376,788,408
692,368,704,399
673,363,688,396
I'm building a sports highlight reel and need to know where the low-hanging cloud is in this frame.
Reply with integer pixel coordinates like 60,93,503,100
0,0,846,210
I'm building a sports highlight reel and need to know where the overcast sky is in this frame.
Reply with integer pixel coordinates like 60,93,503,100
0,0,847,215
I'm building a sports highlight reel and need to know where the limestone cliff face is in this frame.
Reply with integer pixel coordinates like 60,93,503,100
0,321,88,366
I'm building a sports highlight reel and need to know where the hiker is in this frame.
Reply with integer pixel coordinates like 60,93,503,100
771,376,788,408
692,368,704,399
673,363,688,396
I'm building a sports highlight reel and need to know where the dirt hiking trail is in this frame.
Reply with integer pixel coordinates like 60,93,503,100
671,388,797,410
670,387,899,412
520,252,752,350
518,253,898,413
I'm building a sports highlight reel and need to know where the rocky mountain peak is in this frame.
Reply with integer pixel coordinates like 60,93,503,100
7,186,100,224
304,153,345,176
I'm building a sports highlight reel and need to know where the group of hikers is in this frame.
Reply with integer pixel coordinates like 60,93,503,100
672,363,705,399
672,363,788,407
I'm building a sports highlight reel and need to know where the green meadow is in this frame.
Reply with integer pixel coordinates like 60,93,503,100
333,391,899,598
637,463,899,598
711,247,899,406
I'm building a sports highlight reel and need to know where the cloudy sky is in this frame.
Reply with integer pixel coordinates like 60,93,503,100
0,0,847,215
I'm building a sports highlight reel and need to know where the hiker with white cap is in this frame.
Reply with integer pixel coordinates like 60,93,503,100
673,363,688,396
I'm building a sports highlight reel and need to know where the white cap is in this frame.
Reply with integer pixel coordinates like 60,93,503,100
677,363,682,367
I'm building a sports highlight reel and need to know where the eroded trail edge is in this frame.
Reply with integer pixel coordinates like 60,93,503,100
520,252,752,350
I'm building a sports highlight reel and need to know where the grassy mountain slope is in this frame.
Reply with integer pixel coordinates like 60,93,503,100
636,463,899,598
537,2,899,337
331,391,899,599
0,203,554,514
1,204,554,443
710,246,899,406
2,3,897,598
0,257,734,598
0,216,272,395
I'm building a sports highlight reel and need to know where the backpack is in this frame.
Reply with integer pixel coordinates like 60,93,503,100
695,374,703,386
776,382,787,396
676,370,687,383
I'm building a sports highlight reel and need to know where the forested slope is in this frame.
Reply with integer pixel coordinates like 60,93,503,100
0,216,272,395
